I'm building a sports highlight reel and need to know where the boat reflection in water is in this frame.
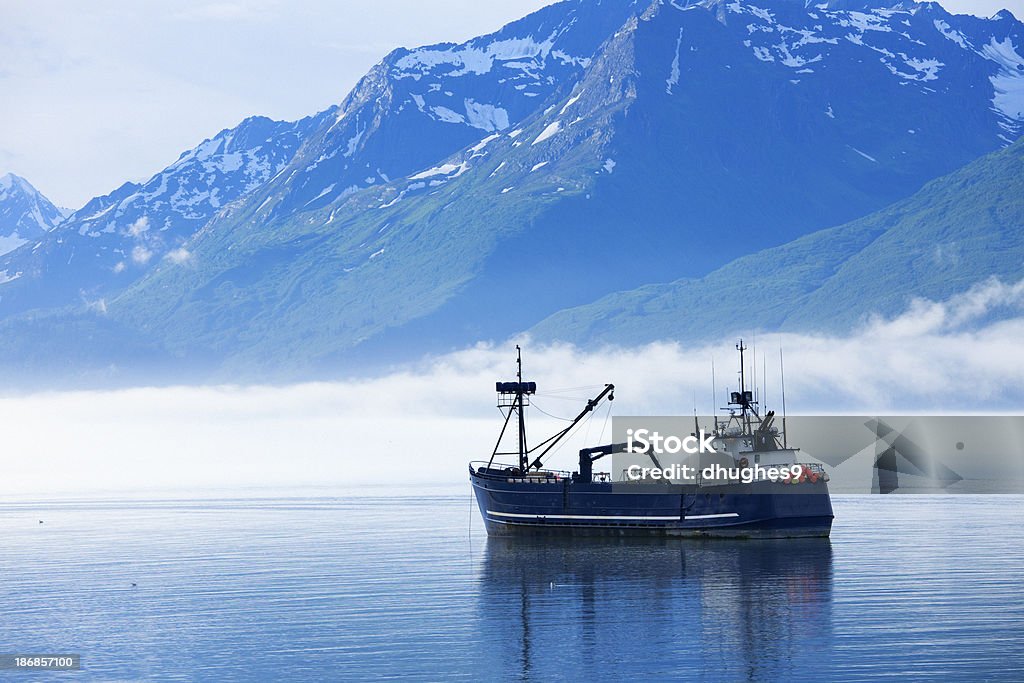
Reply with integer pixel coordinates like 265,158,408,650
476,538,833,680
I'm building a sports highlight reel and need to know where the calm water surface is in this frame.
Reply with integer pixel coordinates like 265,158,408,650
0,495,1021,681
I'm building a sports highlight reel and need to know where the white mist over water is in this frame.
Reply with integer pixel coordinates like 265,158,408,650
2,279,1024,497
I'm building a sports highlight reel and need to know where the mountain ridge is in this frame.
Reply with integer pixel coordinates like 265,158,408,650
0,173,67,258
102,0,1024,373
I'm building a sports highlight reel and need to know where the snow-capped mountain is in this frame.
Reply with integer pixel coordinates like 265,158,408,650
0,114,327,312
230,0,640,220
0,173,67,258
108,0,1021,369
0,0,639,319
728,0,1023,141
1,0,1023,382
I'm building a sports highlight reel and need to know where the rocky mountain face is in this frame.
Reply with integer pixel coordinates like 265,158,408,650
0,173,67,257
0,114,329,314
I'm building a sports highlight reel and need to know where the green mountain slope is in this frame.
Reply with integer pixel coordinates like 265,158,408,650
529,136,1024,345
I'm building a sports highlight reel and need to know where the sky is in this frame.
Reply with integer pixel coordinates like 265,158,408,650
0,0,552,208
0,0,1021,209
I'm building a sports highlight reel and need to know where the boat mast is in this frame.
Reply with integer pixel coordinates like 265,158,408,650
780,344,788,449
491,348,537,472
725,338,763,433
516,345,528,472
711,355,718,433
491,348,612,473
738,339,749,433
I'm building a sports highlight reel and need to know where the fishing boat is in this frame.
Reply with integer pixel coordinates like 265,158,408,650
469,342,833,538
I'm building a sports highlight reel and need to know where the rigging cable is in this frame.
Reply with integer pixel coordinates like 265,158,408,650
528,400,576,422
536,384,605,394
597,398,612,444
542,402,605,463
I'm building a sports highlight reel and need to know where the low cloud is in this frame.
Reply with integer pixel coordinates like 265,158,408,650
131,245,153,264
4,279,1024,497
164,247,192,264
127,215,150,237
81,296,108,314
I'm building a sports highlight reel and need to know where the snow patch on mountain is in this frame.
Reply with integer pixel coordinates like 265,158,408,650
899,57,943,81
344,122,366,158
409,161,470,180
980,37,1024,125
840,11,892,34
728,2,966,92
559,90,585,116
666,28,684,94
469,133,501,155
551,50,592,68
532,121,562,145
393,35,557,79
933,19,971,49
431,106,465,124
305,184,337,206
464,99,510,132
850,146,878,163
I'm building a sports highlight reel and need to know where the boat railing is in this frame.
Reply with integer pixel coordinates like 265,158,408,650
470,461,577,483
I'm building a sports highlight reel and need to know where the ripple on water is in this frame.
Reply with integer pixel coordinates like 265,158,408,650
0,495,1021,681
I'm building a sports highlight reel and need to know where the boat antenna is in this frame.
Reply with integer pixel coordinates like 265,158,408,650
752,332,757,406
737,339,748,432
693,393,699,437
763,352,768,412
711,355,717,432
779,343,788,449
517,345,527,472
738,339,746,396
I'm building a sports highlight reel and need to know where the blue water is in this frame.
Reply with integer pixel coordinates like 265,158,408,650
0,495,1022,681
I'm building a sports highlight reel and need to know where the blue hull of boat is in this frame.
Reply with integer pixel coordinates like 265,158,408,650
470,470,833,539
